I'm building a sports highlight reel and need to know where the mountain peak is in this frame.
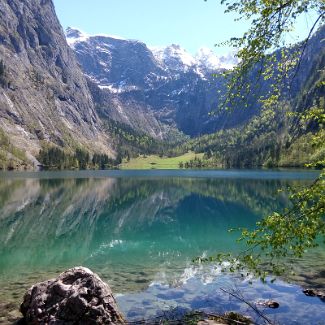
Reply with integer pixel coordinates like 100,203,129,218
66,27,84,39
66,27,89,47
66,27,127,45
196,48,238,70
150,44,196,71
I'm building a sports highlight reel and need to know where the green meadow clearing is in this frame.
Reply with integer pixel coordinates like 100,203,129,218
120,152,204,169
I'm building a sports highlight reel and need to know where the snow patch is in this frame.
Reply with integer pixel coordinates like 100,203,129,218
151,44,196,71
196,48,238,70
66,27,89,48
66,27,126,48
91,33,126,40
99,84,140,94
150,44,237,73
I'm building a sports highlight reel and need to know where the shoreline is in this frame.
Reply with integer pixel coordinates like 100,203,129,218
1,266,324,324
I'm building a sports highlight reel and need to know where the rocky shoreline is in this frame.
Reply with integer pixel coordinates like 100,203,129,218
12,267,255,325
1,266,324,324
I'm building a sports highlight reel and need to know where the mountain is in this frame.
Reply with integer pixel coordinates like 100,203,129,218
68,26,325,148
0,0,114,169
195,48,238,71
0,0,323,170
66,28,249,138
68,24,323,168
179,26,325,168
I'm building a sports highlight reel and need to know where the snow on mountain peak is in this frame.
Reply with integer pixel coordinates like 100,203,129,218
66,27,238,75
195,47,238,70
195,47,222,70
150,44,237,73
150,44,196,72
66,27,89,48
164,44,196,67
66,27,126,48
66,27,83,39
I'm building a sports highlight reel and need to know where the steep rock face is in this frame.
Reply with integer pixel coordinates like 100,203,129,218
68,26,325,139
67,28,247,137
87,78,175,140
68,29,165,90
0,0,113,166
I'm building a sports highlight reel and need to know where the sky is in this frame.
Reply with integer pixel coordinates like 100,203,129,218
53,0,318,55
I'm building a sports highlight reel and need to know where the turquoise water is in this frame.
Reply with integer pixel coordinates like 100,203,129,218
0,170,324,324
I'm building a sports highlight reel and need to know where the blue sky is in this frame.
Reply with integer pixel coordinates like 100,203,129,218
53,0,318,55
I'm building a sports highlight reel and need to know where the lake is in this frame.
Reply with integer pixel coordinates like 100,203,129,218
0,170,324,324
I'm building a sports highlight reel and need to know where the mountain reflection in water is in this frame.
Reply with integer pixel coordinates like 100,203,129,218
0,171,324,324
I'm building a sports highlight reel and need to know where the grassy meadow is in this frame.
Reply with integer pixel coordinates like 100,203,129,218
120,152,204,169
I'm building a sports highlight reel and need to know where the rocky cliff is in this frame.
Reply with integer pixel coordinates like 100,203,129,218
68,26,325,140
0,0,114,168
67,28,251,138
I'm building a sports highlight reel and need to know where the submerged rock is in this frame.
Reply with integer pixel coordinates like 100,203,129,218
197,320,226,325
256,299,280,309
196,311,252,325
303,288,325,297
224,312,252,324
303,288,325,301
20,266,125,324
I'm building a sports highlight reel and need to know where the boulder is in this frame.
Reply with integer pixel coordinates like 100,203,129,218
20,266,125,324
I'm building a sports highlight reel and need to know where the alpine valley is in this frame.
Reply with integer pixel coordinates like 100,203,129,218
0,1,325,324
0,0,324,170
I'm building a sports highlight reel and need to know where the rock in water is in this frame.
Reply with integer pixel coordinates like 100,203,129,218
256,299,280,309
303,288,325,301
20,267,125,324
